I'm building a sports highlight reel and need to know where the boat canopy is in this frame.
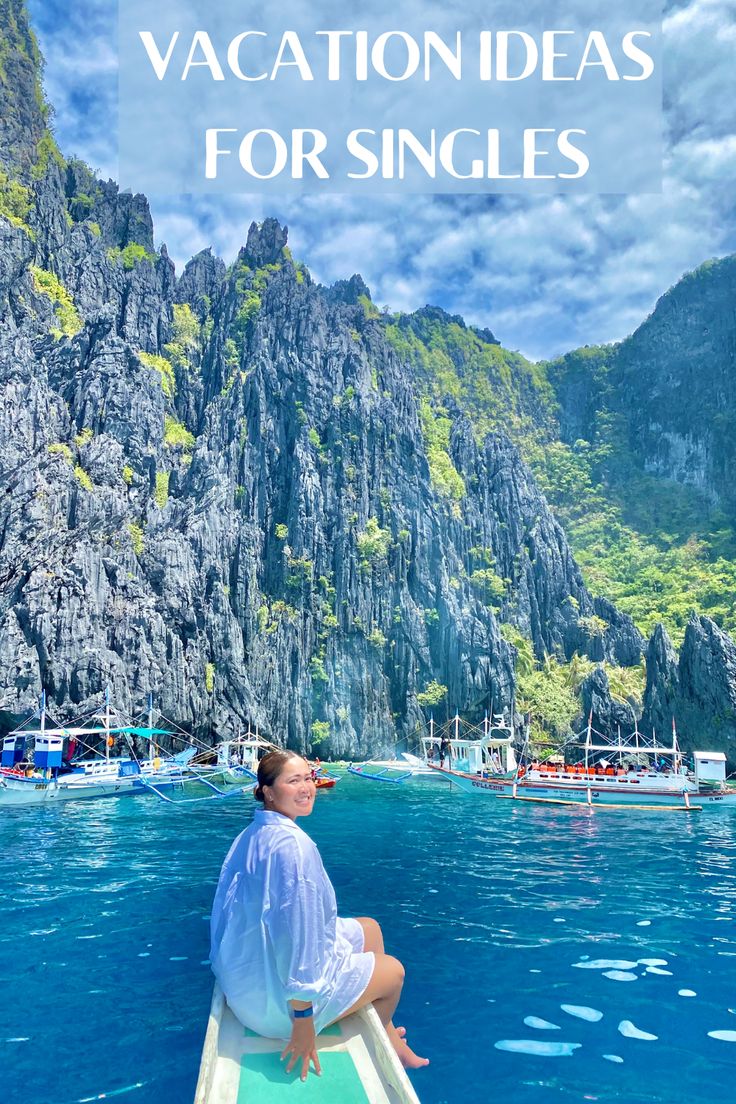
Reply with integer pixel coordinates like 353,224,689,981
8,724,172,738
575,742,678,754
108,726,173,737
9,726,110,737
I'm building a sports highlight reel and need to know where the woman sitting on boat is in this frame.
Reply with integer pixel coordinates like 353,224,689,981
210,749,428,1081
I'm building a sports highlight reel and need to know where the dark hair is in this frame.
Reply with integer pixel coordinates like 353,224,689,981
254,750,305,802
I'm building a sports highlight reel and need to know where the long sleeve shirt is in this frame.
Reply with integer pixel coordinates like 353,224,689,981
210,808,374,1037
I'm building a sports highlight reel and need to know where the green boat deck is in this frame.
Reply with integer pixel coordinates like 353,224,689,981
195,987,420,1104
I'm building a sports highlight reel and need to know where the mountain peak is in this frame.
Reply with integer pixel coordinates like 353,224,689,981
242,218,288,267
0,0,52,183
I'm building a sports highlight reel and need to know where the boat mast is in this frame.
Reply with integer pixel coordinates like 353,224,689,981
104,686,111,762
481,712,487,771
148,692,155,762
585,711,592,805
40,689,46,776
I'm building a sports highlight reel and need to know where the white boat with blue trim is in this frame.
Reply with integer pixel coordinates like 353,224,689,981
0,693,237,807
439,718,736,811
190,729,279,785
350,714,517,784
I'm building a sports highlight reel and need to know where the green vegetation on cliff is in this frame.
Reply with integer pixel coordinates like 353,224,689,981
0,169,34,236
377,294,736,649
108,242,156,270
386,308,556,441
419,399,465,502
31,266,82,338
139,351,176,398
163,415,196,452
164,303,201,369
536,328,736,644
502,625,646,743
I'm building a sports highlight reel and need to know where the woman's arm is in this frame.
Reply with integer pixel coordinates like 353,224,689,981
281,1001,321,1081
267,841,330,1078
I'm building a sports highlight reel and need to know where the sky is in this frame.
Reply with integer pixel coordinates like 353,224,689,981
26,0,736,361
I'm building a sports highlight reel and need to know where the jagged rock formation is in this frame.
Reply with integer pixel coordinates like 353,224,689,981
641,623,680,738
0,0,47,183
579,667,636,737
643,615,736,763
549,255,736,516
0,0,647,754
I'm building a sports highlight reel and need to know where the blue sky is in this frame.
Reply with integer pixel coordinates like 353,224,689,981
27,0,736,360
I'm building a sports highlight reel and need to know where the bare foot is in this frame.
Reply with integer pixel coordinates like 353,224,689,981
396,1040,429,1069
386,1025,426,1067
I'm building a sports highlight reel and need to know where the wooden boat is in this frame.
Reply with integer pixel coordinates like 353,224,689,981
0,693,247,808
351,713,516,784
0,693,197,807
438,719,736,811
194,984,420,1104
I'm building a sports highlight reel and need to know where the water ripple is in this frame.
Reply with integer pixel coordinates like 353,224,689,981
4,777,736,1104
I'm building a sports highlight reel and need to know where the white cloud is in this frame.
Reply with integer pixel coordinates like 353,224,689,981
26,0,736,361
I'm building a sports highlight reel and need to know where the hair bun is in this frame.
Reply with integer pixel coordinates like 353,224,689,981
254,785,264,802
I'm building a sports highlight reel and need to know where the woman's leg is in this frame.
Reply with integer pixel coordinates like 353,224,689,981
355,916,384,953
334,953,429,1068
354,919,407,1038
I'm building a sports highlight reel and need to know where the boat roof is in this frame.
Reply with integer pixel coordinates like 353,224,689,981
570,726,679,754
420,735,512,750
110,726,173,737
8,725,172,738
220,733,280,748
577,743,678,754
9,726,106,737
693,750,726,761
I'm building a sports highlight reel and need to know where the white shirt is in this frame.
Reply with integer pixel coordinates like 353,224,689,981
210,808,374,1037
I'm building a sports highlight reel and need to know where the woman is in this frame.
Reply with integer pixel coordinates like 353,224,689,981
210,749,428,1081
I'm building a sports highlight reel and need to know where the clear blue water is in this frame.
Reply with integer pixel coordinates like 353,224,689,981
2,776,736,1104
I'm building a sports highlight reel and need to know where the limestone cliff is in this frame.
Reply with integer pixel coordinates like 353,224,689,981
643,616,736,763
549,256,736,517
0,0,649,753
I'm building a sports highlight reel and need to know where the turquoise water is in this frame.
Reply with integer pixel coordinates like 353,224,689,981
2,775,736,1104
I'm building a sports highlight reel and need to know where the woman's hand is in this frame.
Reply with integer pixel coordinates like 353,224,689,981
281,1018,321,1081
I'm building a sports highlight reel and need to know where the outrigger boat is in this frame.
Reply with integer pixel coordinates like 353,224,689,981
313,768,340,790
194,983,420,1104
190,730,341,790
439,717,736,811
190,729,281,785
350,714,517,784
0,693,248,808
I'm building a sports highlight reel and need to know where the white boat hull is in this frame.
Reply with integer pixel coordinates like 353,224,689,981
440,768,736,810
354,759,450,780
189,765,255,787
0,768,186,807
